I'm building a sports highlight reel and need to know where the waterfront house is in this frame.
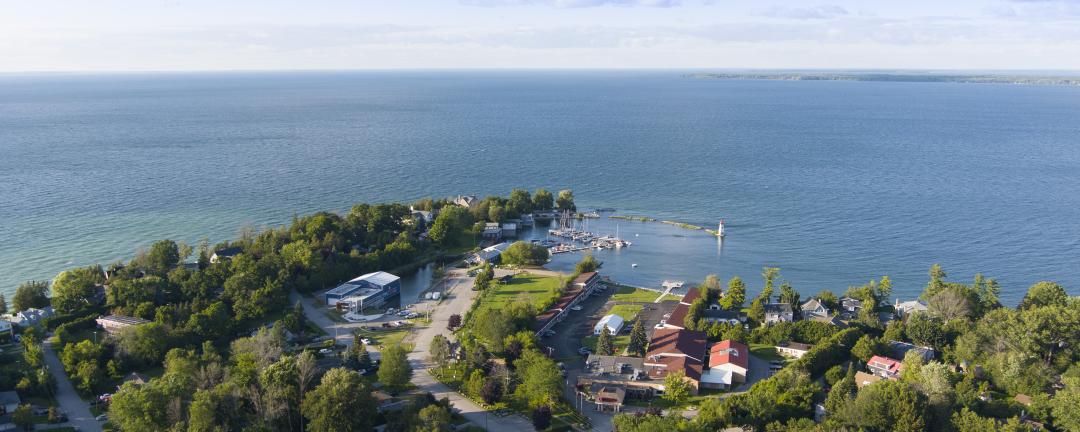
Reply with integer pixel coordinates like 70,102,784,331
764,303,794,324
702,308,746,326
867,355,903,379
501,222,518,237
210,246,243,264
855,371,882,388
482,223,502,240
800,298,829,319
776,341,813,359
324,271,401,311
454,195,479,209
894,298,929,319
889,341,936,362
839,296,863,314
96,315,151,336
702,340,749,389
594,314,625,335
645,328,707,394
9,307,55,328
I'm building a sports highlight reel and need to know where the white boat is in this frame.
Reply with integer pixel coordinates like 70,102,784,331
632,263,638,268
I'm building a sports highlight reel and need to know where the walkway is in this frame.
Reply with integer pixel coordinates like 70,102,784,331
42,340,102,432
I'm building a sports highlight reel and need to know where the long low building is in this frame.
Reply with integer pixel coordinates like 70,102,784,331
533,272,600,336
96,315,151,335
324,271,401,311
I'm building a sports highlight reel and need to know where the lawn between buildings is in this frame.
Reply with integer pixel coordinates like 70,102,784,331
473,272,564,317
608,285,679,303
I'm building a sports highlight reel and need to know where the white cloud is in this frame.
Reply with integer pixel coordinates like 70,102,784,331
461,0,684,7
755,5,850,20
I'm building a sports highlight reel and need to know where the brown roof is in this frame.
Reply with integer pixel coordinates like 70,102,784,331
709,340,749,370
646,328,707,362
573,271,598,286
666,303,689,329
681,288,701,305
778,341,813,352
647,355,704,382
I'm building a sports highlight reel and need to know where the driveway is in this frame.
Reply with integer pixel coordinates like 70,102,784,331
42,340,102,432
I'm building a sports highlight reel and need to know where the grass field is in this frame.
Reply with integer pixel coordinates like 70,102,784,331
475,273,562,315
609,285,679,303
582,334,632,354
354,325,414,348
750,343,785,362
608,304,644,321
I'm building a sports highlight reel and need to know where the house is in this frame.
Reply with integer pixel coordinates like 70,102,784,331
0,319,12,339
854,371,882,388
776,341,813,359
644,328,708,394
867,355,903,379
96,315,151,335
800,298,829,319
323,271,401,308
482,223,502,240
888,341,936,362
661,287,743,329
840,296,863,313
210,246,243,264
592,385,628,412
1014,394,1034,406
702,340,749,389
501,222,518,237
0,391,19,415
9,307,55,328
122,372,149,387
594,314,625,335
454,195,479,209
577,356,662,399
764,303,794,324
573,272,600,293
701,308,746,326
808,314,845,327
894,299,928,319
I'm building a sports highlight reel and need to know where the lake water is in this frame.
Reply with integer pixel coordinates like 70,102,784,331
2,71,1079,305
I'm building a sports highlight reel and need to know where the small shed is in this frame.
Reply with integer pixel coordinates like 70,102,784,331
593,314,625,335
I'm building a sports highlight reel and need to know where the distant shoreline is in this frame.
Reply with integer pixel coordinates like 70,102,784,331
686,72,1080,86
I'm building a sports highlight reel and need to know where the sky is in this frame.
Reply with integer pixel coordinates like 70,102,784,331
2,0,1080,71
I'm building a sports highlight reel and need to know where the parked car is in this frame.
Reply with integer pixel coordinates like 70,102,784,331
578,347,592,356
570,305,583,311
318,348,333,355
361,338,374,345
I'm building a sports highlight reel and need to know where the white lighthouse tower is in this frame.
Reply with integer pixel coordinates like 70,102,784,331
717,219,726,238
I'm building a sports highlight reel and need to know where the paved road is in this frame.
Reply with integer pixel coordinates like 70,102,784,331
42,340,102,432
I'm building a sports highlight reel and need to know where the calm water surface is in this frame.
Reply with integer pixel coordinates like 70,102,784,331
2,71,1079,305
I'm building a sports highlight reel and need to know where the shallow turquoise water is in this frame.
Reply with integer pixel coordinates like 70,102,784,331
2,71,1079,304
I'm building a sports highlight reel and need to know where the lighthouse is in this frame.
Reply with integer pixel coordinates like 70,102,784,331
718,219,726,238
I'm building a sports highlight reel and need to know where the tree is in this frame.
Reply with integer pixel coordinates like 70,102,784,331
922,264,948,300
465,369,486,400
779,282,799,310
447,314,462,330
575,254,600,274
1018,281,1068,310
488,205,506,223
818,290,839,312
720,276,746,310
905,313,946,348
748,297,766,323
500,241,549,266
532,189,554,211
378,344,412,394
838,380,927,432
1051,376,1080,432
481,379,503,405
507,188,534,216
532,406,553,431
627,320,649,357
430,334,451,368
663,370,692,405
761,267,780,301
475,308,513,352
473,264,493,291
11,404,33,431
851,335,885,362
596,326,615,356
927,288,972,321
145,239,181,274
418,404,453,432
877,276,893,303
555,189,576,211
515,349,561,408
118,322,169,366
12,280,49,312
504,339,526,364
51,265,105,313
109,382,169,431
0,293,7,314
301,368,376,432
825,366,856,416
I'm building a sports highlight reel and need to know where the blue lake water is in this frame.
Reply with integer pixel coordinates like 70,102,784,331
2,71,1079,305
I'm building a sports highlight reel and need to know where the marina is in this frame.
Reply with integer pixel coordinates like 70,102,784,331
546,211,633,253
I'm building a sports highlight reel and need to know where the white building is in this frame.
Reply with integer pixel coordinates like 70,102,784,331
594,314,625,335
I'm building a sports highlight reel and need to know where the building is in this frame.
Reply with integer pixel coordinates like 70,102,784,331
501,222,518,237
475,242,509,264
854,371,883,388
594,314,625,335
96,315,151,335
122,372,149,387
325,271,402,311
894,299,929,319
644,328,708,394
577,355,661,400
800,298,829,319
660,287,744,329
764,303,794,324
454,195,479,208
210,246,243,264
867,355,903,379
0,391,20,415
701,308,746,326
702,340,749,389
840,296,863,313
0,319,12,339
482,223,502,240
592,385,628,412
9,307,55,328
533,274,601,336
775,341,813,359
889,341,936,362
808,314,845,327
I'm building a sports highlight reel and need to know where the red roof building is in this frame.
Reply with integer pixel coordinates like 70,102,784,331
644,328,708,392
867,355,903,378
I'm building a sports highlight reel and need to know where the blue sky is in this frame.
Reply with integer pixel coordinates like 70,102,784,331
2,0,1079,71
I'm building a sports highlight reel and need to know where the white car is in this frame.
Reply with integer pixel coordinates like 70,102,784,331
570,305,583,311
318,348,333,355
361,338,374,345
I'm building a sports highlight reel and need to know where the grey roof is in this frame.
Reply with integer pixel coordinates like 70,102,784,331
801,299,826,311
702,309,744,320
357,271,400,287
764,303,793,314
585,355,646,374
0,390,20,406
889,341,936,362
97,315,151,326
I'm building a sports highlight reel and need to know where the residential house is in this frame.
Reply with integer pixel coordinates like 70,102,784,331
661,287,744,329
808,314,845,327
776,341,813,359
9,307,55,328
644,328,708,394
96,315,151,336
839,296,863,314
594,314,625,335
854,371,883,388
800,298,829,319
894,299,928,319
867,355,903,379
210,246,243,264
501,222,518,237
453,195,479,209
122,372,149,387
701,308,746,326
889,341,936,363
702,340,749,389
592,385,628,412
764,303,794,324
0,391,19,415
482,223,502,240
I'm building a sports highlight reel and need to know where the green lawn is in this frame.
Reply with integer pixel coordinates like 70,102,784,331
582,334,631,353
609,285,677,303
475,273,563,315
353,325,413,348
607,304,644,321
750,343,786,362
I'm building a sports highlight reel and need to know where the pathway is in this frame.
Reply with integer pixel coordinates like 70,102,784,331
42,340,102,432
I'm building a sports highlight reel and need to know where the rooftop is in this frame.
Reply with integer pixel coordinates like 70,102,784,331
868,355,903,374
680,287,701,305
573,271,598,285
97,315,151,326
764,303,793,314
666,303,689,328
709,339,749,370
777,341,814,352
646,328,707,362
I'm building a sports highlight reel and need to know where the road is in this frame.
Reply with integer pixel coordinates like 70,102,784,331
294,268,534,431
42,340,103,432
